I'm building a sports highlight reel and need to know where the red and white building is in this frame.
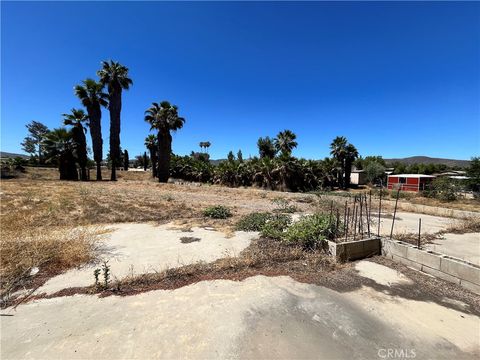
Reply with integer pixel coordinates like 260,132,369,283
387,174,435,192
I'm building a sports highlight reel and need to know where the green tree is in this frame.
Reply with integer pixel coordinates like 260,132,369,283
143,152,148,171
257,136,276,159
75,78,108,180
466,156,480,193
274,130,297,158
344,144,359,189
330,136,347,189
144,101,185,182
42,128,78,180
62,109,89,181
237,150,244,163
227,151,235,162
97,60,133,181
22,121,49,163
364,162,386,185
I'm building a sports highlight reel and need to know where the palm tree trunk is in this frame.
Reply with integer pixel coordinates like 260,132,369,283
157,130,171,183
149,149,157,178
87,104,103,181
109,87,122,181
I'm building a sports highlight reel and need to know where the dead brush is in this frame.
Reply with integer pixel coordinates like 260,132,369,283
443,216,480,234
0,209,103,302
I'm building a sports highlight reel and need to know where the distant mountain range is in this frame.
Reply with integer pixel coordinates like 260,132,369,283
384,156,471,168
0,151,29,159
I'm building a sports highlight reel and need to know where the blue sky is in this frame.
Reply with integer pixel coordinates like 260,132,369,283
2,1,479,160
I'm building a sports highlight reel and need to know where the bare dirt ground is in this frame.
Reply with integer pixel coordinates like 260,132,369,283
1,168,479,359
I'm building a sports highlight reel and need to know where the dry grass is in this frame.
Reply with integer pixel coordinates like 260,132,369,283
444,216,480,234
0,210,104,301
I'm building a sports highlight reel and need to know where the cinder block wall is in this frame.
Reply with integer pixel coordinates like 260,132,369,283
381,239,480,295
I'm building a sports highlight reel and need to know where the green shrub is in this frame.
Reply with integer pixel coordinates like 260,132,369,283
260,214,292,239
283,213,338,250
203,205,232,219
423,177,457,202
272,197,297,213
236,212,272,231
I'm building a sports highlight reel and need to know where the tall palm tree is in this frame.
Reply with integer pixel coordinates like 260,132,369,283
74,78,108,180
330,136,348,189
257,136,276,159
42,128,78,180
63,108,89,181
344,143,359,189
274,130,298,158
144,101,185,182
145,134,158,178
97,60,133,181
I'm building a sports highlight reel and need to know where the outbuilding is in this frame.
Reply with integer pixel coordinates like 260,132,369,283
387,174,435,192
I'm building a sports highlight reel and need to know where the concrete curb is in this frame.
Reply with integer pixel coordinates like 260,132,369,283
381,238,480,295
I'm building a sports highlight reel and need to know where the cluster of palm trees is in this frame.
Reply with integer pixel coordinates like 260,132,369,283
144,101,186,182
167,130,359,192
199,141,211,154
42,60,132,181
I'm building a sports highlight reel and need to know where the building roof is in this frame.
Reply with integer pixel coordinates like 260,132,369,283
388,174,436,178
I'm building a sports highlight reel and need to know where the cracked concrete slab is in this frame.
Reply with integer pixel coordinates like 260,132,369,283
37,223,258,295
2,272,479,360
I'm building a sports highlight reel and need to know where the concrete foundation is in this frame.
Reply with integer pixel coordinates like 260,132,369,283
381,238,480,295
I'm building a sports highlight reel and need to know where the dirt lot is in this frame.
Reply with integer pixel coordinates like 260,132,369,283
1,168,479,359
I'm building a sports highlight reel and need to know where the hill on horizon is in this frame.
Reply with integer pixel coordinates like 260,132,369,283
0,151,29,159
384,156,471,168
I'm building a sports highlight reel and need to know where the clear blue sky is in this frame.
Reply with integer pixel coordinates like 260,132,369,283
2,1,479,160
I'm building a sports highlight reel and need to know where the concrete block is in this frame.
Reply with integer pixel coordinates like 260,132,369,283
421,266,461,285
440,257,480,285
362,239,381,256
460,279,480,295
392,254,422,271
344,241,364,257
406,248,441,270
382,239,408,258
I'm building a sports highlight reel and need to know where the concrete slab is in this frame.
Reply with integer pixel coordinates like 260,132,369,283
355,261,413,287
37,223,258,295
2,274,479,359
378,211,453,235
425,233,480,266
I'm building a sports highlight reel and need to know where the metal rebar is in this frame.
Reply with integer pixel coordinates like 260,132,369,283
378,188,382,237
353,205,358,241
390,187,401,239
345,207,350,242
418,218,422,249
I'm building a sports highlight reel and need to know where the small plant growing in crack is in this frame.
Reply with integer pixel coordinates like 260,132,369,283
102,260,111,288
93,268,101,287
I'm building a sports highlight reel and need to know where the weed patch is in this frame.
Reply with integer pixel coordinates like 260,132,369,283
203,205,232,219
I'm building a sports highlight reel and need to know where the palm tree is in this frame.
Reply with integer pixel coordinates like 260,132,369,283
144,101,185,182
97,60,133,181
274,130,297,158
257,136,276,159
43,128,78,180
145,134,158,178
344,143,359,189
330,136,348,189
63,108,89,181
74,78,108,180
204,141,211,154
